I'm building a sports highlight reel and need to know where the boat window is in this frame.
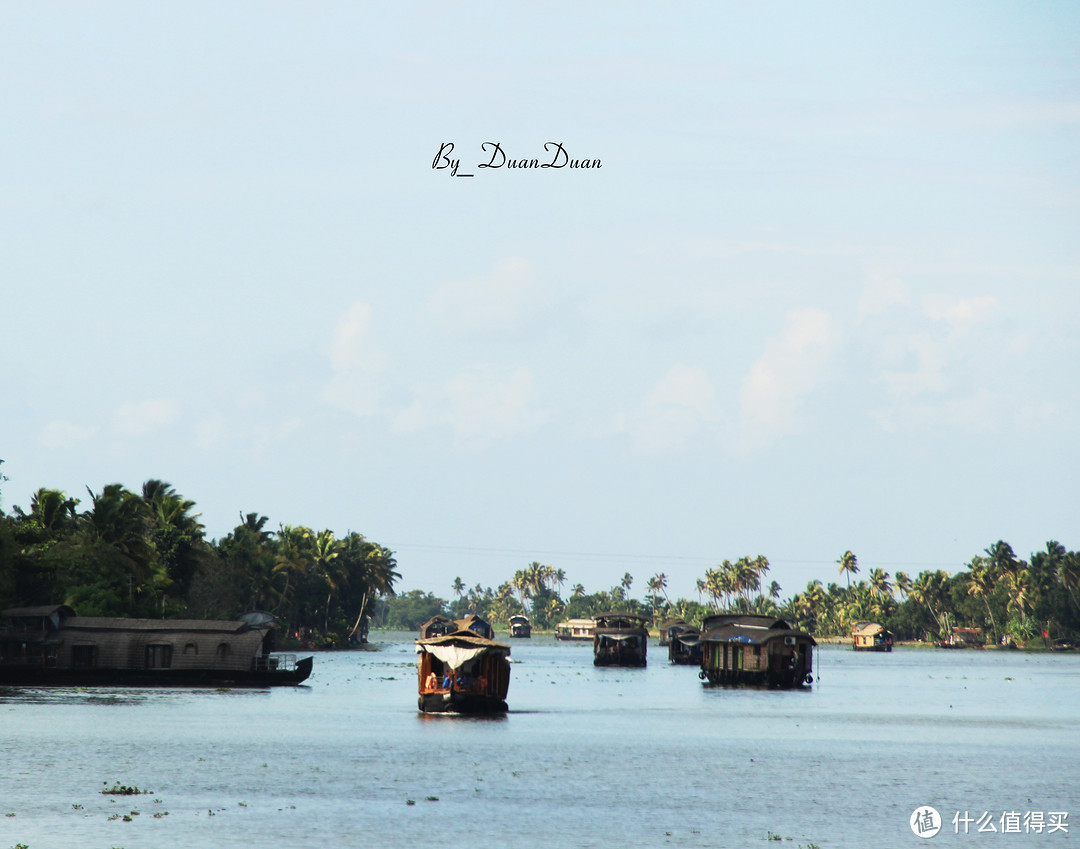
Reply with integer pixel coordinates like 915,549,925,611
72,644,97,668
217,642,231,659
184,642,198,655
146,644,173,669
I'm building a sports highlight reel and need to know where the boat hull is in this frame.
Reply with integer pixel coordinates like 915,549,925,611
418,690,507,714
0,656,313,688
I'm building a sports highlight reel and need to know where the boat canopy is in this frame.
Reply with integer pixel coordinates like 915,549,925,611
415,632,510,669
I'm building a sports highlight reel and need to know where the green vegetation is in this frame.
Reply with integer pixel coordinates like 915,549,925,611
0,473,399,647
383,542,1080,647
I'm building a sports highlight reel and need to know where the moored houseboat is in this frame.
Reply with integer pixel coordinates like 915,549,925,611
939,626,983,648
698,615,815,688
592,612,649,667
415,617,510,714
508,615,532,638
555,618,596,641
851,621,893,652
0,605,312,687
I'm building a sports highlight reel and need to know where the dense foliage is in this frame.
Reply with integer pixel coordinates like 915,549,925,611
384,544,1080,647
0,468,399,647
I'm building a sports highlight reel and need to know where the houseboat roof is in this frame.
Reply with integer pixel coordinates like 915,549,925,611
852,621,889,637
2,606,268,634
703,623,816,646
701,613,792,631
594,612,649,626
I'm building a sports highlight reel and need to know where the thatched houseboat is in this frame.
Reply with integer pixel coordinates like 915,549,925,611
851,621,893,652
667,625,703,665
0,605,312,687
419,614,455,639
508,615,532,638
698,615,815,688
592,612,649,667
657,618,689,646
416,619,510,714
939,627,983,648
555,618,596,641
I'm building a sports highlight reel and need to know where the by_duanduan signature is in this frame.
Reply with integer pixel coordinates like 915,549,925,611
432,142,601,177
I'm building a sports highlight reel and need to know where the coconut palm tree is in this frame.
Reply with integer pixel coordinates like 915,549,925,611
965,555,999,644
869,568,892,600
837,551,859,590
893,571,912,601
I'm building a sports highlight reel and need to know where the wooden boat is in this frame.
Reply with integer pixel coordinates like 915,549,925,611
416,617,510,714
667,625,702,665
554,618,596,641
0,606,312,687
419,614,456,639
698,615,815,688
657,618,688,647
508,615,532,638
939,627,983,649
592,612,649,667
851,621,893,652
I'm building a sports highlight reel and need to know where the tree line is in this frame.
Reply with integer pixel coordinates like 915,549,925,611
0,466,399,647
383,543,1080,646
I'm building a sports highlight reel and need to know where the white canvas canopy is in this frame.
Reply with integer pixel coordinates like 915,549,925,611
415,633,510,670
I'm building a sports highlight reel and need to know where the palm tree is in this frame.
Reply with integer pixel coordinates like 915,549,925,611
621,572,634,596
15,488,80,533
837,551,859,590
452,576,466,599
868,568,892,600
893,571,912,601
965,555,999,644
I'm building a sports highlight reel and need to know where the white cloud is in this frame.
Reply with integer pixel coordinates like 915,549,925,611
736,308,839,449
329,301,383,372
110,399,180,437
39,420,97,449
620,364,721,452
324,300,386,417
395,366,541,444
424,258,542,335
858,273,910,320
922,294,998,335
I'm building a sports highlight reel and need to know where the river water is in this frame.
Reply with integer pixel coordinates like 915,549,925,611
1,634,1077,849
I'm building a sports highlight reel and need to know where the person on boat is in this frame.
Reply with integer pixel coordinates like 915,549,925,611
441,667,455,689
425,670,438,690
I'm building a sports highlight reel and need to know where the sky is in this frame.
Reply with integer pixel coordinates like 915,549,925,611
2,2,1077,604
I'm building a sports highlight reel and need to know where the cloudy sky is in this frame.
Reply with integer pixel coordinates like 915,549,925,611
2,2,1077,602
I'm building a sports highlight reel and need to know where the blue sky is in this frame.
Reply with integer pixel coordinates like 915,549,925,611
2,2,1077,603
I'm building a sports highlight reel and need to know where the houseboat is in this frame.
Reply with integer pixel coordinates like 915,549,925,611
508,615,532,638
939,627,984,648
851,621,893,652
657,618,688,646
592,612,649,667
698,615,815,688
419,614,455,639
667,625,703,665
415,617,510,714
0,605,312,687
554,618,596,641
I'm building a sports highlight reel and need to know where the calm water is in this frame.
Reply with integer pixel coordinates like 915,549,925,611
1,634,1078,849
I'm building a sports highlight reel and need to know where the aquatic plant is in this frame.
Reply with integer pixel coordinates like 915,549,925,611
101,782,149,796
